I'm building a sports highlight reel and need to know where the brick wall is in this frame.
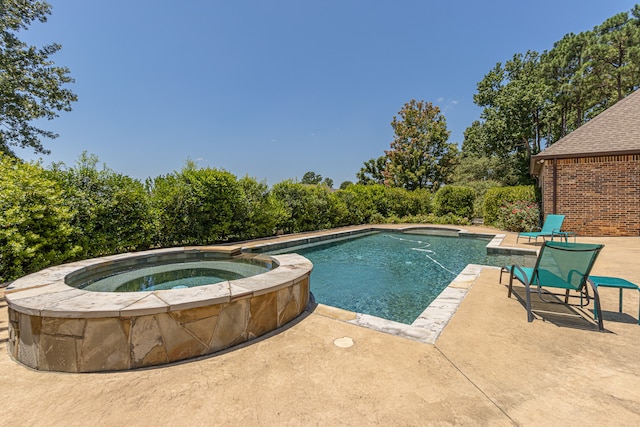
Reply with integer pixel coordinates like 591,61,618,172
540,155,640,236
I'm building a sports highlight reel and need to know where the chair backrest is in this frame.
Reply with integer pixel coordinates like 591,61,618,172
540,214,565,233
533,241,604,289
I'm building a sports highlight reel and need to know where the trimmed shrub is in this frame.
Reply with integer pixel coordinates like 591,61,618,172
233,176,288,240
334,184,431,225
149,164,242,246
496,201,540,232
399,213,471,226
52,153,154,258
483,185,537,225
458,179,503,218
0,157,81,282
384,186,431,218
334,184,385,225
270,181,339,233
433,186,475,218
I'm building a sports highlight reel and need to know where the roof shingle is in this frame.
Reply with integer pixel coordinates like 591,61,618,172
534,88,640,159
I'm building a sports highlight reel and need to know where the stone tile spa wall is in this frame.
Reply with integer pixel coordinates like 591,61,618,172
4,247,312,373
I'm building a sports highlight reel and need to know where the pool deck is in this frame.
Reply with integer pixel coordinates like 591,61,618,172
2,224,640,425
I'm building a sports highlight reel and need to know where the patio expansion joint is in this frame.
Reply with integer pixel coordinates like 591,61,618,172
432,344,518,424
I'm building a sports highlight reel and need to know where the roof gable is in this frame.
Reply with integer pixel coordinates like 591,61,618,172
535,89,640,159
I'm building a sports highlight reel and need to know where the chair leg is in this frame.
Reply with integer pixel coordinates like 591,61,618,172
637,289,640,325
618,288,623,313
507,267,514,298
525,282,534,322
589,280,604,332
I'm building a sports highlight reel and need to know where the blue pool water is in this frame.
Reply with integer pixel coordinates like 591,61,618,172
288,232,531,324
76,259,272,292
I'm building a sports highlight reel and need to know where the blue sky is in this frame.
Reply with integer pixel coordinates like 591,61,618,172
18,1,640,186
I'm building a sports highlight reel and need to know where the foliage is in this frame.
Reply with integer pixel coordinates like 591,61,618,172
496,201,541,232
466,5,640,181
0,151,469,282
233,176,288,240
0,156,80,281
51,153,154,258
270,181,344,233
301,171,323,185
452,152,520,186
301,172,333,188
334,184,381,225
587,8,640,111
301,171,333,188
149,162,242,246
483,185,537,225
333,184,431,225
433,186,475,218
396,213,471,226
383,186,431,218
384,100,458,191
356,155,388,185
0,0,77,156
458,179,503,219
339,180,353,190
450,153,517,217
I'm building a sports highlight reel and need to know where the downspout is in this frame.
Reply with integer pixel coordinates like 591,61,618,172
552,158,557,214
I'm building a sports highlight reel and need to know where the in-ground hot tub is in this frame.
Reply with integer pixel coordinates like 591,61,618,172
4,246,312,373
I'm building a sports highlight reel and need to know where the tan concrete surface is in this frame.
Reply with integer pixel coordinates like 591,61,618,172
1,226,640,426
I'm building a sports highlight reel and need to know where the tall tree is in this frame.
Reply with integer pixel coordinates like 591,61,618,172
301,171,323,185
383,99,457,191
0,0,77,156
321,177,333,188
356,155,387,185
465,4,640,184
541,31,594,139
472,51,550,158
588,8,640,113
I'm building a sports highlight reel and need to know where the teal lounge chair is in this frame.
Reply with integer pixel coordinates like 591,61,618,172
517,214,565,243
506,241,605,331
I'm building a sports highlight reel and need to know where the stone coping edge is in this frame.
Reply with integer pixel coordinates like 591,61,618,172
4,247,313,318
245,225,538,258
318,264,496,345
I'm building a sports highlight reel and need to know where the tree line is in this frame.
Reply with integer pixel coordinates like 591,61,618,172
462,5,640,183
357,5,640,187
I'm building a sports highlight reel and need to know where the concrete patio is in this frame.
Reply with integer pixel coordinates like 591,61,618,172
1,225,639,426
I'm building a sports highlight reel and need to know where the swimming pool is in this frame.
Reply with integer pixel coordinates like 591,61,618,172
275,231,532,324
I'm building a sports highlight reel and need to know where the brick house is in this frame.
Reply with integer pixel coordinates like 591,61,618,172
531,89,640,236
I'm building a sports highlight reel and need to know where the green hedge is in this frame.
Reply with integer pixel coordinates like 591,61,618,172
270,180,345,233
0,157,81,282
433,186,475,218
0,155,479,282
483,185,537,225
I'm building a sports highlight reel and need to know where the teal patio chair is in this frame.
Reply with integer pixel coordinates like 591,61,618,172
517,214,565,243
507,241,605,331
